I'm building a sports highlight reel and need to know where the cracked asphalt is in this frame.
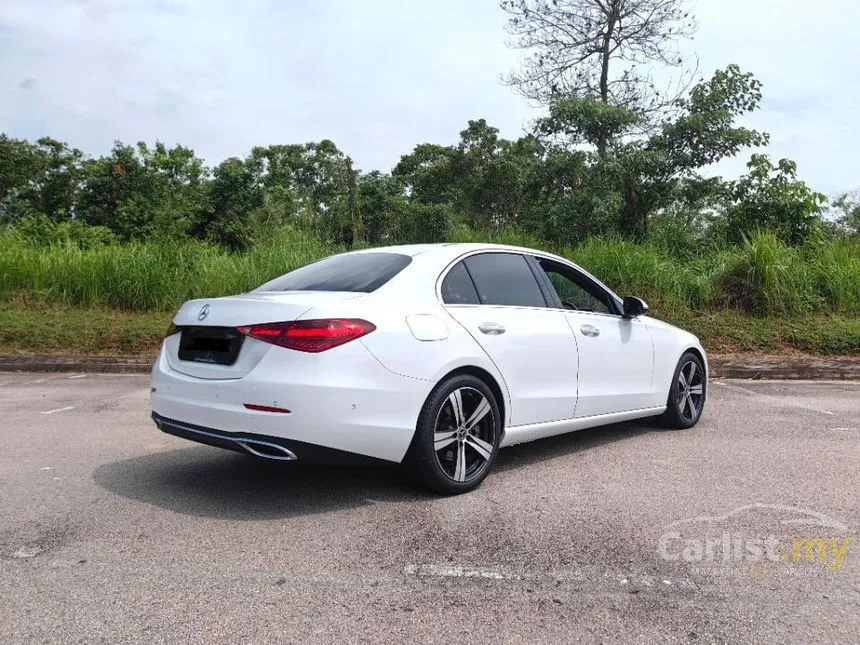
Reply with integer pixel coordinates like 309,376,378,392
0,373,858,644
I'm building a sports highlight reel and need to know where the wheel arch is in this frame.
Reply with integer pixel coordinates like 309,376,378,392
436,365,507,432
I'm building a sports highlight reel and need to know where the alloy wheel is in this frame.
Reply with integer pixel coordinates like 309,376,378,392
677,360,705,422
433,387,497,483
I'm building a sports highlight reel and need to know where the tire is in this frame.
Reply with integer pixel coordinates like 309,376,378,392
660,351,706,429
405,374,502,495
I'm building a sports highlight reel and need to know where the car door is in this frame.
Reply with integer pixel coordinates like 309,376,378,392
531,256,654,418
440,252,579,427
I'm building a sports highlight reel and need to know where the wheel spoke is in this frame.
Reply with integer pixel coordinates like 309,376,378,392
463,396,491,431
454,442,467,482
679,394,689,417
689,384,704,395
448,390,465,427
686,362,697,384
678,370,688,389
434,430,457,451
466,434,493,461
686,393,698,419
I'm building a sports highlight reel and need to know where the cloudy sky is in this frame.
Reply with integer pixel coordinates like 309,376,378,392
1,0,858,194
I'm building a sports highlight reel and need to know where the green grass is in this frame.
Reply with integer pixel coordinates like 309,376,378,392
0,303,169,355
1,302,856,357
0,227,335,312
1,226,858,357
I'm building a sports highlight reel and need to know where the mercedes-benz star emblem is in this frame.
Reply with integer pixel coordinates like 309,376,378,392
197,304,211,321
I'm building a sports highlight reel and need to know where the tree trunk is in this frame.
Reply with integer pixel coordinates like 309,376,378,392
597,4,617,157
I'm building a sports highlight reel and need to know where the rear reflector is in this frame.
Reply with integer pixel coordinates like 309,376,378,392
236,319,376,353
244,403,292,414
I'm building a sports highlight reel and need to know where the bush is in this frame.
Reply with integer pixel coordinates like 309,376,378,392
7,214,117,248
809,239,860,314
710,232,821,315
565,237,710,308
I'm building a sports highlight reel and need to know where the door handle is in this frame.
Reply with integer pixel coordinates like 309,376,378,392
580,324,600,337
478,322,506,335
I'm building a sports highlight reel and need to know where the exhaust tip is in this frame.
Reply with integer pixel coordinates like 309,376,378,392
237,439,297,461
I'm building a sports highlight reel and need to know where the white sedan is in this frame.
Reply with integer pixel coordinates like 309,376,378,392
151,243,707,494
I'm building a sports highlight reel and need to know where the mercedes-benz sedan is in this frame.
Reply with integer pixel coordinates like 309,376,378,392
151,243,707,494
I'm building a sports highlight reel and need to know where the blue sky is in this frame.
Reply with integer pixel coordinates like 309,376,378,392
1,0,858,195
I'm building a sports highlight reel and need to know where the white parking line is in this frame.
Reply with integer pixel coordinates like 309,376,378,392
403,564,518,580
41,406,75,415
67,374,87,379
715,381,835,415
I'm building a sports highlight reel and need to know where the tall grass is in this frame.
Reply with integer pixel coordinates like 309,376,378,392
1,227,858,316
0,227,334,311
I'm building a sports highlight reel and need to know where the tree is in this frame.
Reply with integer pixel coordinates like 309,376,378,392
0,135,83,224
831,193,860,236
501,0,697,117
77,141,209,241
201,156,263,249
531,66,768,240
357,172,409,244
723,155,826,245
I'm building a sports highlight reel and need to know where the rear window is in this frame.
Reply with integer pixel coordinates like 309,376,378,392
463,252,547,308
255,252,412,293
441,261,480,305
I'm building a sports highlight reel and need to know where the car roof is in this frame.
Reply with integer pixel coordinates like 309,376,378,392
362,243,623,306
351,242,568,261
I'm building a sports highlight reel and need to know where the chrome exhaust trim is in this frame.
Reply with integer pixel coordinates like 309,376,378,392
154,416,297,461
236,439,298,461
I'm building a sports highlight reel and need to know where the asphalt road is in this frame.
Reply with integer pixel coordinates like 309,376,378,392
0,373,858,645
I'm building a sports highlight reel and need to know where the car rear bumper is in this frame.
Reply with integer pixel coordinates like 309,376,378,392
152,412,390,465
150,340,432,463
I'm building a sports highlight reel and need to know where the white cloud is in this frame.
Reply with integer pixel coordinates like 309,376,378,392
1,0,857,193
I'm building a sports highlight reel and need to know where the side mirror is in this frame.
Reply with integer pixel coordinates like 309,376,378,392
622,296,648,318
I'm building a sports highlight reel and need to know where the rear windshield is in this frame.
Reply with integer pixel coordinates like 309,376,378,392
254,252,412,293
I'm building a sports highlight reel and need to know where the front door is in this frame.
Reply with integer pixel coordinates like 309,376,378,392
532,256,654,418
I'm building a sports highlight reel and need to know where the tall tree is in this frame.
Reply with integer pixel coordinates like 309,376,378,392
533,66,769,240
501,0,696,118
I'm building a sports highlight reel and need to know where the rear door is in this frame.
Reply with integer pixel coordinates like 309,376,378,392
532,257,654,417
440,252,579,427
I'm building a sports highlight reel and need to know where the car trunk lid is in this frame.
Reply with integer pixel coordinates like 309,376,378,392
165,291,362,379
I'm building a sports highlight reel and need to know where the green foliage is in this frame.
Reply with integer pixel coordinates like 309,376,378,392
536,98,640,149
710,232,821,315
77,141,209,242
0,135,84,224
5,224,856,321
831,193,860,236
0,226,333,311
809,239,860,313
724,155,827,245
652,65,769,169
6,214,117,248
395,202,453,243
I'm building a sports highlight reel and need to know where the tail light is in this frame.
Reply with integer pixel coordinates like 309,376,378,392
237,319,376,353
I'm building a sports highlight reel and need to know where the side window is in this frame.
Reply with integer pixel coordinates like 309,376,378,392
440,261,480,304
463,253,547,308
538,258,616,315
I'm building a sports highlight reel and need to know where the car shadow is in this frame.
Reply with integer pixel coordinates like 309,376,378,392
92,420,654,521
92,446,428,521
